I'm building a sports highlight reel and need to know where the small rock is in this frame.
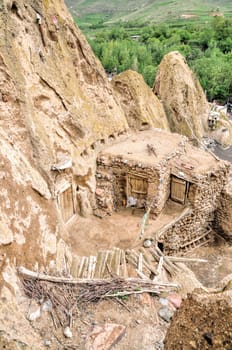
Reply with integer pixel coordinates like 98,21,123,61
28,307,41,321
159,297,169,307
95,188,104,197
189,340,197,349
155,341,164,350
158,307,174,323
42,299,53,312
143,239,152,248
64,326,72,338
2,94,9,102
85,323,126,350
44,339,52,347
167,293,182,309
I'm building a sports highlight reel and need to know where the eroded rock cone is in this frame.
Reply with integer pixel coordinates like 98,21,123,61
112,70,169,131
153,51,209,140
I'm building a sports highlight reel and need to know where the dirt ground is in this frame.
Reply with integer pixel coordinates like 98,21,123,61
10,206,232,350
18,290,169,350
187,242,232,288
67,201,184,256
165,291,232,350
12,239,232,350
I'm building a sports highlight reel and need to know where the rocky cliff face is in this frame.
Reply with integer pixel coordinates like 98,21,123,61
112,70,169,131
0,0,129,270
153,51,209,140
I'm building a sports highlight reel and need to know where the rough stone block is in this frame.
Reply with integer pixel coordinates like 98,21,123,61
167,293,182,309
85,323,126,350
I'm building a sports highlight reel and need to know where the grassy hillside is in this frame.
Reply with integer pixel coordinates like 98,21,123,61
64,0,232,102
65,0,232,28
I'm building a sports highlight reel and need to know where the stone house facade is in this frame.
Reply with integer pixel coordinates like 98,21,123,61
95,130,230,254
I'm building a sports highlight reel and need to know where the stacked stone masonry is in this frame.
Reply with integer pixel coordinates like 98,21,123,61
95,130,230,254
213,181,232,243
159,169,229,254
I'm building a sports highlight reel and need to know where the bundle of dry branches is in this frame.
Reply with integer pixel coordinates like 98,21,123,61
20,266,179,328
23,279,77,327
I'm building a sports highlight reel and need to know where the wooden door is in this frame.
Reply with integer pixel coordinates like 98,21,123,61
59,186,75,223
170,176,188,204
127,175,148,199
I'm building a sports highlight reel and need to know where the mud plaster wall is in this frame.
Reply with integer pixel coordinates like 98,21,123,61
159,167,230,255
96,155,171,216
213,182,232,242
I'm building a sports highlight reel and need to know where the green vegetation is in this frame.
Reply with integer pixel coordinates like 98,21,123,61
88,17,232,102
65,0,232,101
66,0,232,27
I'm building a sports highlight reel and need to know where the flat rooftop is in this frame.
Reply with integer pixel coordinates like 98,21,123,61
100,129,223,173
100,129,184,166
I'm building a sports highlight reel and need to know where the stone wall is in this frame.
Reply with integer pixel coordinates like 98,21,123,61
95,154,170,216
213,181,232,242
159,167,230,255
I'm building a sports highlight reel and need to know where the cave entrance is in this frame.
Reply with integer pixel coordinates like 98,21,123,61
170,175,189,204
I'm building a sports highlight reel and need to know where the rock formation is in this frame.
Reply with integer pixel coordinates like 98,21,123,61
0,1,232,349
112,70,169,131
0,0,129,270
153,51,209,140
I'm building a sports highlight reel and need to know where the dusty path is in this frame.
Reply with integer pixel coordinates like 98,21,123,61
67,201,184,256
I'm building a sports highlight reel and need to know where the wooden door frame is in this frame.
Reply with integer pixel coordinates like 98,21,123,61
126,174,148,198
170,175,189,204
